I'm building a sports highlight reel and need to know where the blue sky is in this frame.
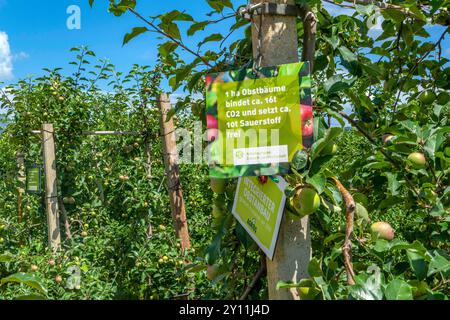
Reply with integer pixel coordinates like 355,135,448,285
0,0,449,92
0,0,247,90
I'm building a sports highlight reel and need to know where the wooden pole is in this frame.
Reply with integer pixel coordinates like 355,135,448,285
250,0,313,300
41,123,61,251
158,93,191,250
58,197,72,241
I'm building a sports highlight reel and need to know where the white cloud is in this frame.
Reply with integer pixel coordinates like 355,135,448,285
13,51,29,61
0,31,13,80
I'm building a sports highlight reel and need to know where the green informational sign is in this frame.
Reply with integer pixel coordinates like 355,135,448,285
231,176,288,259
26,166,41,193
206,62,313,178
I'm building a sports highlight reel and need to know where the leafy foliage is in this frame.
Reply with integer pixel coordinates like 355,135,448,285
0,0,449,300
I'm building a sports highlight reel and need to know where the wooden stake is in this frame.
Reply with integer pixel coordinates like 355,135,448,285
250,0,313,300
41,123,61,251
58,197,72,241
158,93,191,250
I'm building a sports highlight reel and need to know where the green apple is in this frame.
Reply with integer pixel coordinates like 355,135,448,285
418,90,436,104
407,152,426,169
293,188,320,216
210,178,226,194
436,92,449,105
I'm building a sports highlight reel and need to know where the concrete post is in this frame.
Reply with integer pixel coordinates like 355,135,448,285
250,0,312,300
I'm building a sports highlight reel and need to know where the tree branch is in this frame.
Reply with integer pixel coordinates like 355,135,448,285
331,177,356,285
127,8,215,69
299,4,317,71
392,27,449,111
239,252,267,300
337,110,422,200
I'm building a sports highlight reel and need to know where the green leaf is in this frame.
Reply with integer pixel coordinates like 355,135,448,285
426,290,448,300
168,76,177,91
338,46,358,63
384,172,400,196
159,22,181,40
172,64,195,91
430,200,445,217
385,279,413,300
391,240,427,255
324,75,356,94
1,273,47,295
186,72,204,92
401,23,414,47
159,10,194,23
382,9,407,23
199,33,223,47
364,161,391,170
373,239,390,252
325,110,345,127
310,127,342,161
355,4,376,16
291,150,308,171
230,18,249,31
158,42,178,57
0,252,13,263
187,21,210,36
207,0,232,12
360,61,383,78
308,258,323,277
123,27,148,46
349,266,383,300
235,223,255,250
323,232,344,245
324,35,339,50
306,173,326,194
313,116,328,141
276,278,314,290
205,233,221,266
427,252,450,277
407,250,428,280
109,0,136,16
404,4,427,21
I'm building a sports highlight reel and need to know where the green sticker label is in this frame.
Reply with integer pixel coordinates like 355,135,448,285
26,167,40,193
231,176,288,259
206,62,313,178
